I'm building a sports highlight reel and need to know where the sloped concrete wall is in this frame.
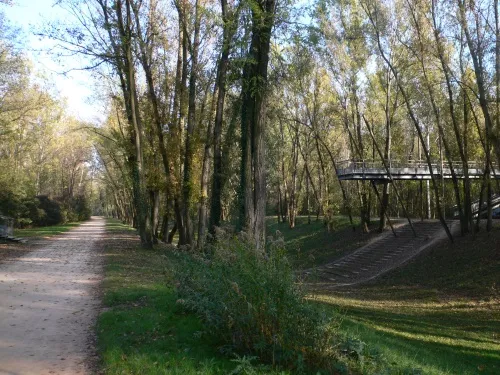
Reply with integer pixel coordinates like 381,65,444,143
0,215,14,236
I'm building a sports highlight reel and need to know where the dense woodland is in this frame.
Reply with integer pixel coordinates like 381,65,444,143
2,0,500,247
0,9,94,226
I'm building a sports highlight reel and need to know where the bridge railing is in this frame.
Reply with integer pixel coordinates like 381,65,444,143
337,159,498,176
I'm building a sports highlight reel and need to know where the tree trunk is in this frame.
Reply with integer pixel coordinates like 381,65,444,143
150,189,160,244
363,2,452,241
197,85,218,249
209,0,238,235
238,0,276,249
458,0,495,231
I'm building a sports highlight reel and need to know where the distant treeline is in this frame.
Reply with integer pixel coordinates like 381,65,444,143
0,192,91,228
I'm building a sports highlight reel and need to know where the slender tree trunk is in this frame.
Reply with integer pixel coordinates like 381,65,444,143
429,1,470,233
197,85,218,248
115,0,153,248
209,0,238,235
363,3,452,241
180,0,201,245
150,190,160,244
458,0,495,230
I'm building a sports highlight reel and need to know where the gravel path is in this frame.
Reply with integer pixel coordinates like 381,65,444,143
0,217,104,375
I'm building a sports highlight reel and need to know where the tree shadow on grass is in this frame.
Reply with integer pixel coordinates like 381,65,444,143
337,305,500,375
98,285,236,375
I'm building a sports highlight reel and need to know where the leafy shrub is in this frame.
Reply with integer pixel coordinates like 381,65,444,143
0,191,56,227
0,188,91,227
20,197,45,226
173,231,350,372
0,189,22,218
36,195,63,226
69,194,92,221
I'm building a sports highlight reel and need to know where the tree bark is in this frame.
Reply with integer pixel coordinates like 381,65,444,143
238,0,276,250
209,0,238,234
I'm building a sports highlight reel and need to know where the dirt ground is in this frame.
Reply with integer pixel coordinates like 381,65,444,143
0,217,104,375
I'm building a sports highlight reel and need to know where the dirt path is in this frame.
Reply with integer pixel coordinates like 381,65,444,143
0,217,104,375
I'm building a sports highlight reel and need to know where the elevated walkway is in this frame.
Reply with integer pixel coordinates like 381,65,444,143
452,194,500,218
337,160,500,181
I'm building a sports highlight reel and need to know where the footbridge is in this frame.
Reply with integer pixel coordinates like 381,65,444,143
452,194,500,218
337,160,500,181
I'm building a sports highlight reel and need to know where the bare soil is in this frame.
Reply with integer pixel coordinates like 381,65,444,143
0,217,104,375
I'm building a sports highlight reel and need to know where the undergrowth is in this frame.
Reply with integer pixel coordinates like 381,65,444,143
171,230,388,374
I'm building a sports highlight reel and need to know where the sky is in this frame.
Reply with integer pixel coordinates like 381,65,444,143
2,0,104,123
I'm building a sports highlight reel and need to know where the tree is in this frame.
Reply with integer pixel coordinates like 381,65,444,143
238,0,277,249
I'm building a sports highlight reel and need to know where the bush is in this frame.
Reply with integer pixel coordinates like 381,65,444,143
0,191,57,228
173,231,351,373
69,195,92,221
0,188,91,227
19,196,45,228
0,189,22,218
36,195,63,226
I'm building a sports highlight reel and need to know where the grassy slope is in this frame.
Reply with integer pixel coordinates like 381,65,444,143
316,223,500,375
98,219,283,375
267,215,381,269
361,222,500,299
13,222,80,238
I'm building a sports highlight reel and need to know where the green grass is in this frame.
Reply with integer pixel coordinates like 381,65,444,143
104,220,137,234
315,295,499,375
98,216,499,374
98,218,284,375
310,220,500,375
13,222,80,237
267,215,383,269
275,215,499,374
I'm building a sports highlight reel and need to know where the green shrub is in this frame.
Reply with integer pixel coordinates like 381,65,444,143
36,195,63,226
70,194,92,221
0,189,22,218
173,231,350,372
20,197,44,226
0,188,91,227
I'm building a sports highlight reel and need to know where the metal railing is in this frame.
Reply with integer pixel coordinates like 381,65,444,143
336,159,499,179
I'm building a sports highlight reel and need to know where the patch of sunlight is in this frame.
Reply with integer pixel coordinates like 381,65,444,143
311,294,500,313
349,318,500,353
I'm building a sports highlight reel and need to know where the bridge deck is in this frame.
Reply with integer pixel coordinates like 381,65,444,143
337,160,500,181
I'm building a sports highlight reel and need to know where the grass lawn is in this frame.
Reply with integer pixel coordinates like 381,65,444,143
314,221,500,375
270,216,499,374
98,219,285,375
98,217,499,374
316,295,499,375
267,215,384,269
13,222,80,238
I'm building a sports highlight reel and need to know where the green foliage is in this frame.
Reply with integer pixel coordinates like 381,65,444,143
65,195,92,222
98,219,285,375
36,195,63,226
0,188,90,228
0,190,60,227
0,189,22,219
173,231,357,372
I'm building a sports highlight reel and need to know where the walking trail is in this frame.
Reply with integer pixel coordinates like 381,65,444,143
0,217,104,375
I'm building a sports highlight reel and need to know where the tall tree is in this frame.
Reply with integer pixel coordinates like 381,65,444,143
238,0,277,249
